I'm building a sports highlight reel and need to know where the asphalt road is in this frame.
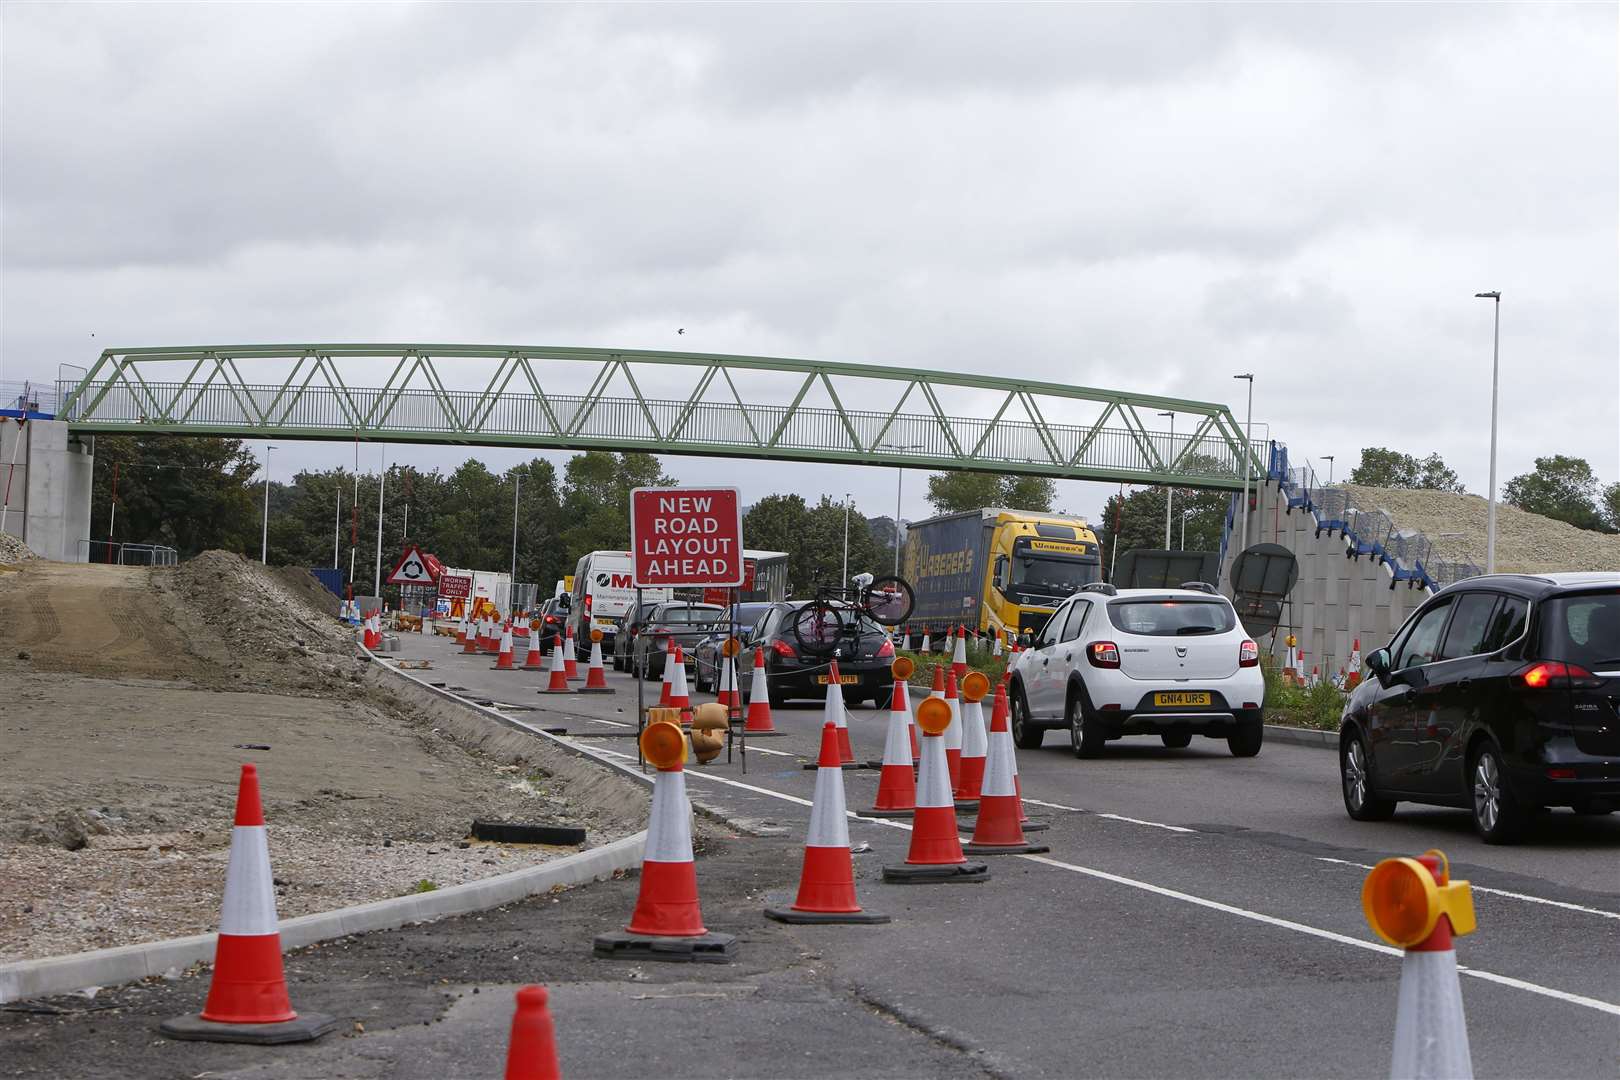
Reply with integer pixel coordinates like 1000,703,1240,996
7,630,1616,1079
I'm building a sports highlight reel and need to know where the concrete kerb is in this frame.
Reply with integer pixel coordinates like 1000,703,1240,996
0,833,644,1006
1263,724,1337,750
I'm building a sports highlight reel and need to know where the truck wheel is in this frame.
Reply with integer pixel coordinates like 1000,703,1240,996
1010,685,1043,750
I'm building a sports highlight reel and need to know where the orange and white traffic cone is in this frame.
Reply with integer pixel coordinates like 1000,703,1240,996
668,647,691,712
523,620,545,670
594,722,736,961
924,664,944,762
503,985,561,1080
541,635,575,694
160,765,338,1043
866,658,918,818
455,613,468,646
768,721,890,924
882,699,990,884
919,629,932,654
716,650,740,709
492,622,516,670
992,633,1003,659
1363,850,1477,1080
954,672,990,803
942,670,964,795
966,686,1050,855
827,659,855,765
743,647,777,733
657,639,675,708
579,630,614,693
564,624,581,681
950,626,968,681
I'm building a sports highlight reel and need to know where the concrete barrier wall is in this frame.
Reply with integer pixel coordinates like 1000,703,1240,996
0,419,93,561
1221,477,1428,680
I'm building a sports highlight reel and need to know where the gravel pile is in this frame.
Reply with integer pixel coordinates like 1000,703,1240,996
0,532,34,563
1345,485,1620,574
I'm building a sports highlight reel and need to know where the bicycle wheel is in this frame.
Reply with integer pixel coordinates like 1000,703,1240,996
861,575,914,626
790,602,845,656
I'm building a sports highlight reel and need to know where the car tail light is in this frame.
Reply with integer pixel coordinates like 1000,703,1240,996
1088,641,1120,668
876,638,895,659
1517,661,1600,689
1545,766,1577,780
1239,639,1259,667
772,639,797,660
584,593,592,613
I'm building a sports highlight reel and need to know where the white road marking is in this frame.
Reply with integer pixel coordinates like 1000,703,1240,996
1314,857,1620,922
742,744,796,757
1094,812,1194,834
585,716,634,728
478,693,1620,1018
1021,797,1085,812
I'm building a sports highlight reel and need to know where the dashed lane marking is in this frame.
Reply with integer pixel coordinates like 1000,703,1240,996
1315,857,1620,922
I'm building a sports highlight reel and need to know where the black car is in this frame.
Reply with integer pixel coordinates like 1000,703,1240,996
612,600,662,672
737,601,896,707
628,602,725,680
1339,572,1620,843
692,603,773,692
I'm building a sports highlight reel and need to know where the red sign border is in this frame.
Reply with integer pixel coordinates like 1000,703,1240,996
386,544,439,587
437,573,473,600
629,486,744,589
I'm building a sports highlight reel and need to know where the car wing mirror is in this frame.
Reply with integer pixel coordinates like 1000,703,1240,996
1365,647,1393,687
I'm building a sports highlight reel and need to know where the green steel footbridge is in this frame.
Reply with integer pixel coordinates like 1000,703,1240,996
59,344,1262,488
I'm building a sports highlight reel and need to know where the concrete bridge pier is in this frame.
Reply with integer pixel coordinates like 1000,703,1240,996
0,418,94,562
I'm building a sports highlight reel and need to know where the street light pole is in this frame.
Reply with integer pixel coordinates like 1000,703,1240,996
1181,507,1196,551
1324,455,1335,485
1233,374,1255,549
841,493,852,585
260,444,276,565
1475,291,1502,574
1157,411,1174,549
511,472,522,582
879,443,923,577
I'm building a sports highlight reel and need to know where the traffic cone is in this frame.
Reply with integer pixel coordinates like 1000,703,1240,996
882,698,989,884
657,639,674,708
955,672,990,803
1346,637,1363,689
462,619,482,654
564,624,581,681
965,686,1050,854
716,651,740,709
160,765,338,1043
668,648,691,711
767,722,890,924
924,664,944,761
950,626,968,681
992,634,1003,659
523,621,545,670
943,671,964,795
827,660,855,765
919,629,932,653
492,623,516,670
503,985,561,1080
594,721,736,961
744,647,776,733
579,632,614,693
455,613,468,646
900,676,919,760
1363,850,1477,1080
541,635,575,694
866,659,918,817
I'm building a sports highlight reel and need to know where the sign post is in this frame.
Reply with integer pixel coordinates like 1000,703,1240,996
630,487,746,770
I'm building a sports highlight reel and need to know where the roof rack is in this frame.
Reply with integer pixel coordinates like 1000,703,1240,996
1080,582,1118,596
1178,582,1218,595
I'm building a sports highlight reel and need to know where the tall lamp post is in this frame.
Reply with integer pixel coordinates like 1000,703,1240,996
1181,506,1196,551
841,492,853,585
1323,455,1335,485
1157,411,1175,549
1233,374,1255,548
879,443,923,575
1475,291,1501,574
260,444,277,565
511,472,522,582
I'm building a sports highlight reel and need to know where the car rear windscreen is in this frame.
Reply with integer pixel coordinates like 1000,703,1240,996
656,606,723,625
1107,599,1236,637
1543,592,1620,670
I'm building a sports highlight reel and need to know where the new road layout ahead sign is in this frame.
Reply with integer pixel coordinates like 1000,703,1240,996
630,487,744,588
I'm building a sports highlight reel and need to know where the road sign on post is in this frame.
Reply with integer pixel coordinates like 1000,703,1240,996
630,487,744,588
386,545,438,587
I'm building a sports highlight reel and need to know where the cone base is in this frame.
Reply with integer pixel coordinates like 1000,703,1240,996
577,686,616,694
1020,819,1050,832
539,688,578,695
765,906,891,925
953,801,979,813
739,728,787,737
800,760,869,770
160,1012,340,1045
880,862,990,884
592,930,737,964
859,806,915,818
963,840,1050,855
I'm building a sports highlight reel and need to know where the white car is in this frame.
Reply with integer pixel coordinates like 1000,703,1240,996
1007,583,1266,758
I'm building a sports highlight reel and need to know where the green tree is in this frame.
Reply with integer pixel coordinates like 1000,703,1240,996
1348,447,1465,492
742,493,880,594
1503,455,1605,531
90,435,260,558
925,472,1056,514
559,452,675,561
1601,482,1620,533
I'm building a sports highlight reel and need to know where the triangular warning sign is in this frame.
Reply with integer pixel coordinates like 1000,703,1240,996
386,545,437,586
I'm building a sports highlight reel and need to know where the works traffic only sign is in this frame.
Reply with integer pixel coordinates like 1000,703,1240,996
630,487,743,588
437,573,472,599
386,545,438,587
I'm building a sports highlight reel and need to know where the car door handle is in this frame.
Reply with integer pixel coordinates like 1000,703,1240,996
1042,658,1050,667
1456,679,1471,692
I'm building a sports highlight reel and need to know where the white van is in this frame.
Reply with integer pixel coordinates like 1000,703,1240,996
568,551,669,659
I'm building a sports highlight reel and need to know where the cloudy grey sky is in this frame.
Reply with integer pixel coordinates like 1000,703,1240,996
4,2,1616,529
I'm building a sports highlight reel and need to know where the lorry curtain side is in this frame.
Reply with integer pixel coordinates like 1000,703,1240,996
902,512,991,630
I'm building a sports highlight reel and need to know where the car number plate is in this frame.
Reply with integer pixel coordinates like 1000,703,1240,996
817,674,859,685
1154,691,1211,707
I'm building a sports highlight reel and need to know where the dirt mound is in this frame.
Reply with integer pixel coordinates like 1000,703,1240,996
1345,485,1620,575
0,532,33,564
272,564,341,618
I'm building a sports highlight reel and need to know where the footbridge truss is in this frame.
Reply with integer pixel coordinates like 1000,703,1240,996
59,344,1262,488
